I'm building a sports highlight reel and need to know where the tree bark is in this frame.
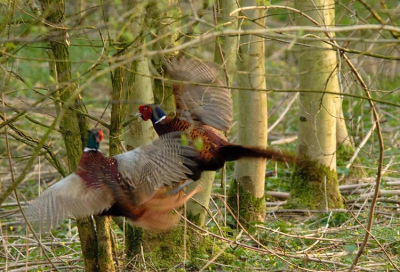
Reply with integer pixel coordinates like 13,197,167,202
38,0,99,270
288,0,343,209
229,0,268,225
213,0,238,227
125,58,157,150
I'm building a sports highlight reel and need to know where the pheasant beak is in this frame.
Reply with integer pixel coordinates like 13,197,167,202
135,111,142,118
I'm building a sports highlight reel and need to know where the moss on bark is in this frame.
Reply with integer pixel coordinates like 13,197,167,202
287,159,343,209
227,179,266,227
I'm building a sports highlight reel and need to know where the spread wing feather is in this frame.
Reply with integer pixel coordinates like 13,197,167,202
114,134,198,206
25,173,114,231
166,58,233,132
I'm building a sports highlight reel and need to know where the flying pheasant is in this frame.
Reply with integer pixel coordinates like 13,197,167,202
137,58,296,179
25,128,201,231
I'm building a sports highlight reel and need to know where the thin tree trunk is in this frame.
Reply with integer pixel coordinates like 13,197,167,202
93,56,129,272
38,0,99,270
125,58,157,149
288,0,343,209
214,0,238,85
228,0,268,225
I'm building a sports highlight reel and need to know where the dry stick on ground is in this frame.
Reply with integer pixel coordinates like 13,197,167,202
189,197,227,239
217,196,317,271
345,203,398,269
180,204,373,272
255,224,346,243
198,230,243,272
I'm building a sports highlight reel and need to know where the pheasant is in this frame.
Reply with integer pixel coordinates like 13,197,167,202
137,58,296,179
25,128,201,231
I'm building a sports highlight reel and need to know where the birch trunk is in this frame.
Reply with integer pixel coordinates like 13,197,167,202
288,0,343,209
229,0,267,224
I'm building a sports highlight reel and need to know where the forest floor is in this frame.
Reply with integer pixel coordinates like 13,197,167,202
1,155,399,271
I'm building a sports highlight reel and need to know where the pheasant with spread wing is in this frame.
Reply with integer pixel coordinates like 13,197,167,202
137,58,296,179
25,128,201,231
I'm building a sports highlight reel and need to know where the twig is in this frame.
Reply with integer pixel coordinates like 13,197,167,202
198,230,243,272
255,224,345,242
268,92,299,133
346,123,376,169
346,205,400,271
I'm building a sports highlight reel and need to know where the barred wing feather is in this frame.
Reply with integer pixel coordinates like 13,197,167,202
25,173,114,231
114,135,198,206
166,58,233,132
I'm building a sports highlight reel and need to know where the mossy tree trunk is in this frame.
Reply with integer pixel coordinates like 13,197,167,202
228,0,268,226
287,0,343,209
38,0,100,270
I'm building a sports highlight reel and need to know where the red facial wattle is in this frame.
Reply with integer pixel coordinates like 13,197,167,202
97,129,104,142
138,105,153,121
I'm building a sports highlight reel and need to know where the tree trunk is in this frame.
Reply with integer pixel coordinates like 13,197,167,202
113,0,159,258
288,0,343,209
125,58,157,150
228,0,268,225
38,0,99,270
214,0,238,85
213,0,238,227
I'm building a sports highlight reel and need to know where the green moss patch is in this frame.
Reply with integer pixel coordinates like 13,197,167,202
227,179,266,227
287,159,343,209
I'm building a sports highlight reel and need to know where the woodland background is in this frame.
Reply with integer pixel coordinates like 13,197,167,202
1,0,400,271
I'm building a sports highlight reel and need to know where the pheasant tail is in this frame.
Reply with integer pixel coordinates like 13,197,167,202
219,144,297,164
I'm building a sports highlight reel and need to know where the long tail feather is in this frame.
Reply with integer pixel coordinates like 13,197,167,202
219,144,297,164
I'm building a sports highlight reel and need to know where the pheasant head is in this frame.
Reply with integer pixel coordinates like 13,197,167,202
137,104,166,124
85,128,104,151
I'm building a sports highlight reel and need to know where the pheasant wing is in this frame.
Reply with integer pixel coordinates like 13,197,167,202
25,173,114,231
113,133,198,207
166,58,233,132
